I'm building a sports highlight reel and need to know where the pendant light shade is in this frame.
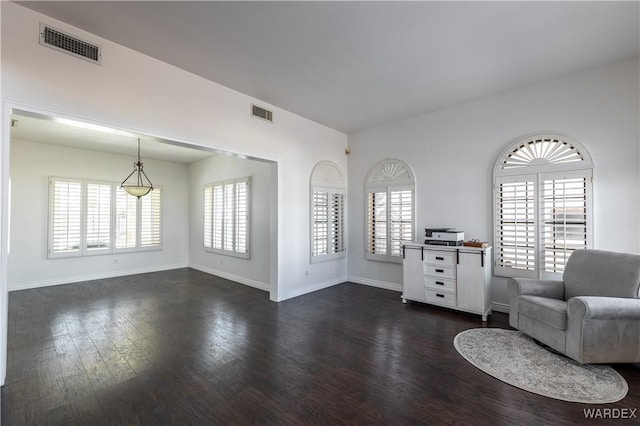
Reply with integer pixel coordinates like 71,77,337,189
121,138,153,198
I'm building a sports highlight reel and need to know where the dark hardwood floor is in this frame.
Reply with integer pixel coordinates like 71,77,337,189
2,269,638,425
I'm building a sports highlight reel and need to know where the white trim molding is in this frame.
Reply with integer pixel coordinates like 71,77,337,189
277,277,347,302
491,302,510,314
347,275,402,292
8,263,188,291
188,263,270,292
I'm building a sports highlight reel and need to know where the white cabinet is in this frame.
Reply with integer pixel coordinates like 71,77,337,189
402,243,493,321
402,245,426,302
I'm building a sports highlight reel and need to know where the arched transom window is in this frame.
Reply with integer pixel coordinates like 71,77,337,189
494,134,594,278
365,159,415,263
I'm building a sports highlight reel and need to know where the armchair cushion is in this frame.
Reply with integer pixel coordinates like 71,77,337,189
508,278,564,328
519,296,567,330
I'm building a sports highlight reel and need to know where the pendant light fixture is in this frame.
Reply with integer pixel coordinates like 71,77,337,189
121,138,154,198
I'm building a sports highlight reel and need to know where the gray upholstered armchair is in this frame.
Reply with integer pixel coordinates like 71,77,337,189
508,249,640,364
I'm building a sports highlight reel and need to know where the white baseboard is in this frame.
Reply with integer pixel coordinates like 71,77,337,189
276,276,347,301
8,263,189,292
188,263,270,292
492,302,510,314
347,275,402,292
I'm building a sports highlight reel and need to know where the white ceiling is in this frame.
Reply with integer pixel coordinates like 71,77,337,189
11,112,216,164
14,1,640,134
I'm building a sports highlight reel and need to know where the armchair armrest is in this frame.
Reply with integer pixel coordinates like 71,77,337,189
568,296,640,320
508,278,565,300
507,278,565,329
566,297,640,363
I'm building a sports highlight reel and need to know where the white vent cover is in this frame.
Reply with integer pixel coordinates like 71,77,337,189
251,104,273,123
39,22,102,65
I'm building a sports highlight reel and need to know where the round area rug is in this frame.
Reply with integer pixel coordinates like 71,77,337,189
453,328,628,403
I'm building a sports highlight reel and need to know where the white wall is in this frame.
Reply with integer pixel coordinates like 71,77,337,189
8,139,190,289
188,154,272,290
0,0,7,389
347,58,640,307
1,2,348,302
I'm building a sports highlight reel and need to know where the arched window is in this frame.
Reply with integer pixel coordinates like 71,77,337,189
494,133,594,278
310,161,346,262
365,159,415,263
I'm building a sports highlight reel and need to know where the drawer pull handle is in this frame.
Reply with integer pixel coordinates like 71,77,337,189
436,281,444,286
436,256,444,261
435,268,444,273
436,293,445,298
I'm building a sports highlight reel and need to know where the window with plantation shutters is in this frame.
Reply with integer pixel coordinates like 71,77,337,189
49,177,162,258
494,134,593,278
367,191,387,255
330,192,345,254
310,161,346,262
365,159,415,263
85,183,111,252
495,176,536,275
115,187,137,249
312,191,329,256
235,180,248,254
203,186,213,249
203,177,250,258
389,189,413,257
542,172,590,273
140,188,161,247
50,179,82,256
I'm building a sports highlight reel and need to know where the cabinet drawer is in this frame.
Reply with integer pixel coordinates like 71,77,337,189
424,264,455,279
425,251,456,266
425,277,456,292
426,289,456,307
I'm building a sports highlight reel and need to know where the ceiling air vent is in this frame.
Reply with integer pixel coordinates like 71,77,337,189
251,104,273,123
39,22,102,65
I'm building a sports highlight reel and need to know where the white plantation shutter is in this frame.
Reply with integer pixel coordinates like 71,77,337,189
203,186,213,249
494,134,593,278
389,189,413,257
311,188,344,258
495,175,537,277
312,191,329,256
367,191,388,256
140,187,161,247
330,192,345,254
204,177,250,258
212,184,224,250
366,187,414,261
234,180,248,254
85,183,111,252
50,179,82,256
223,183,234,252
115,187,137,249
542,172,590,274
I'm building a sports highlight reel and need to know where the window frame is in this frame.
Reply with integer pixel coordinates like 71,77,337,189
203,177,251,259
48,177,162,259
493,133,593,279
365,159,415,264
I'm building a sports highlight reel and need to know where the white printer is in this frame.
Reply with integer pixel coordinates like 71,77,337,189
424,228,464,246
